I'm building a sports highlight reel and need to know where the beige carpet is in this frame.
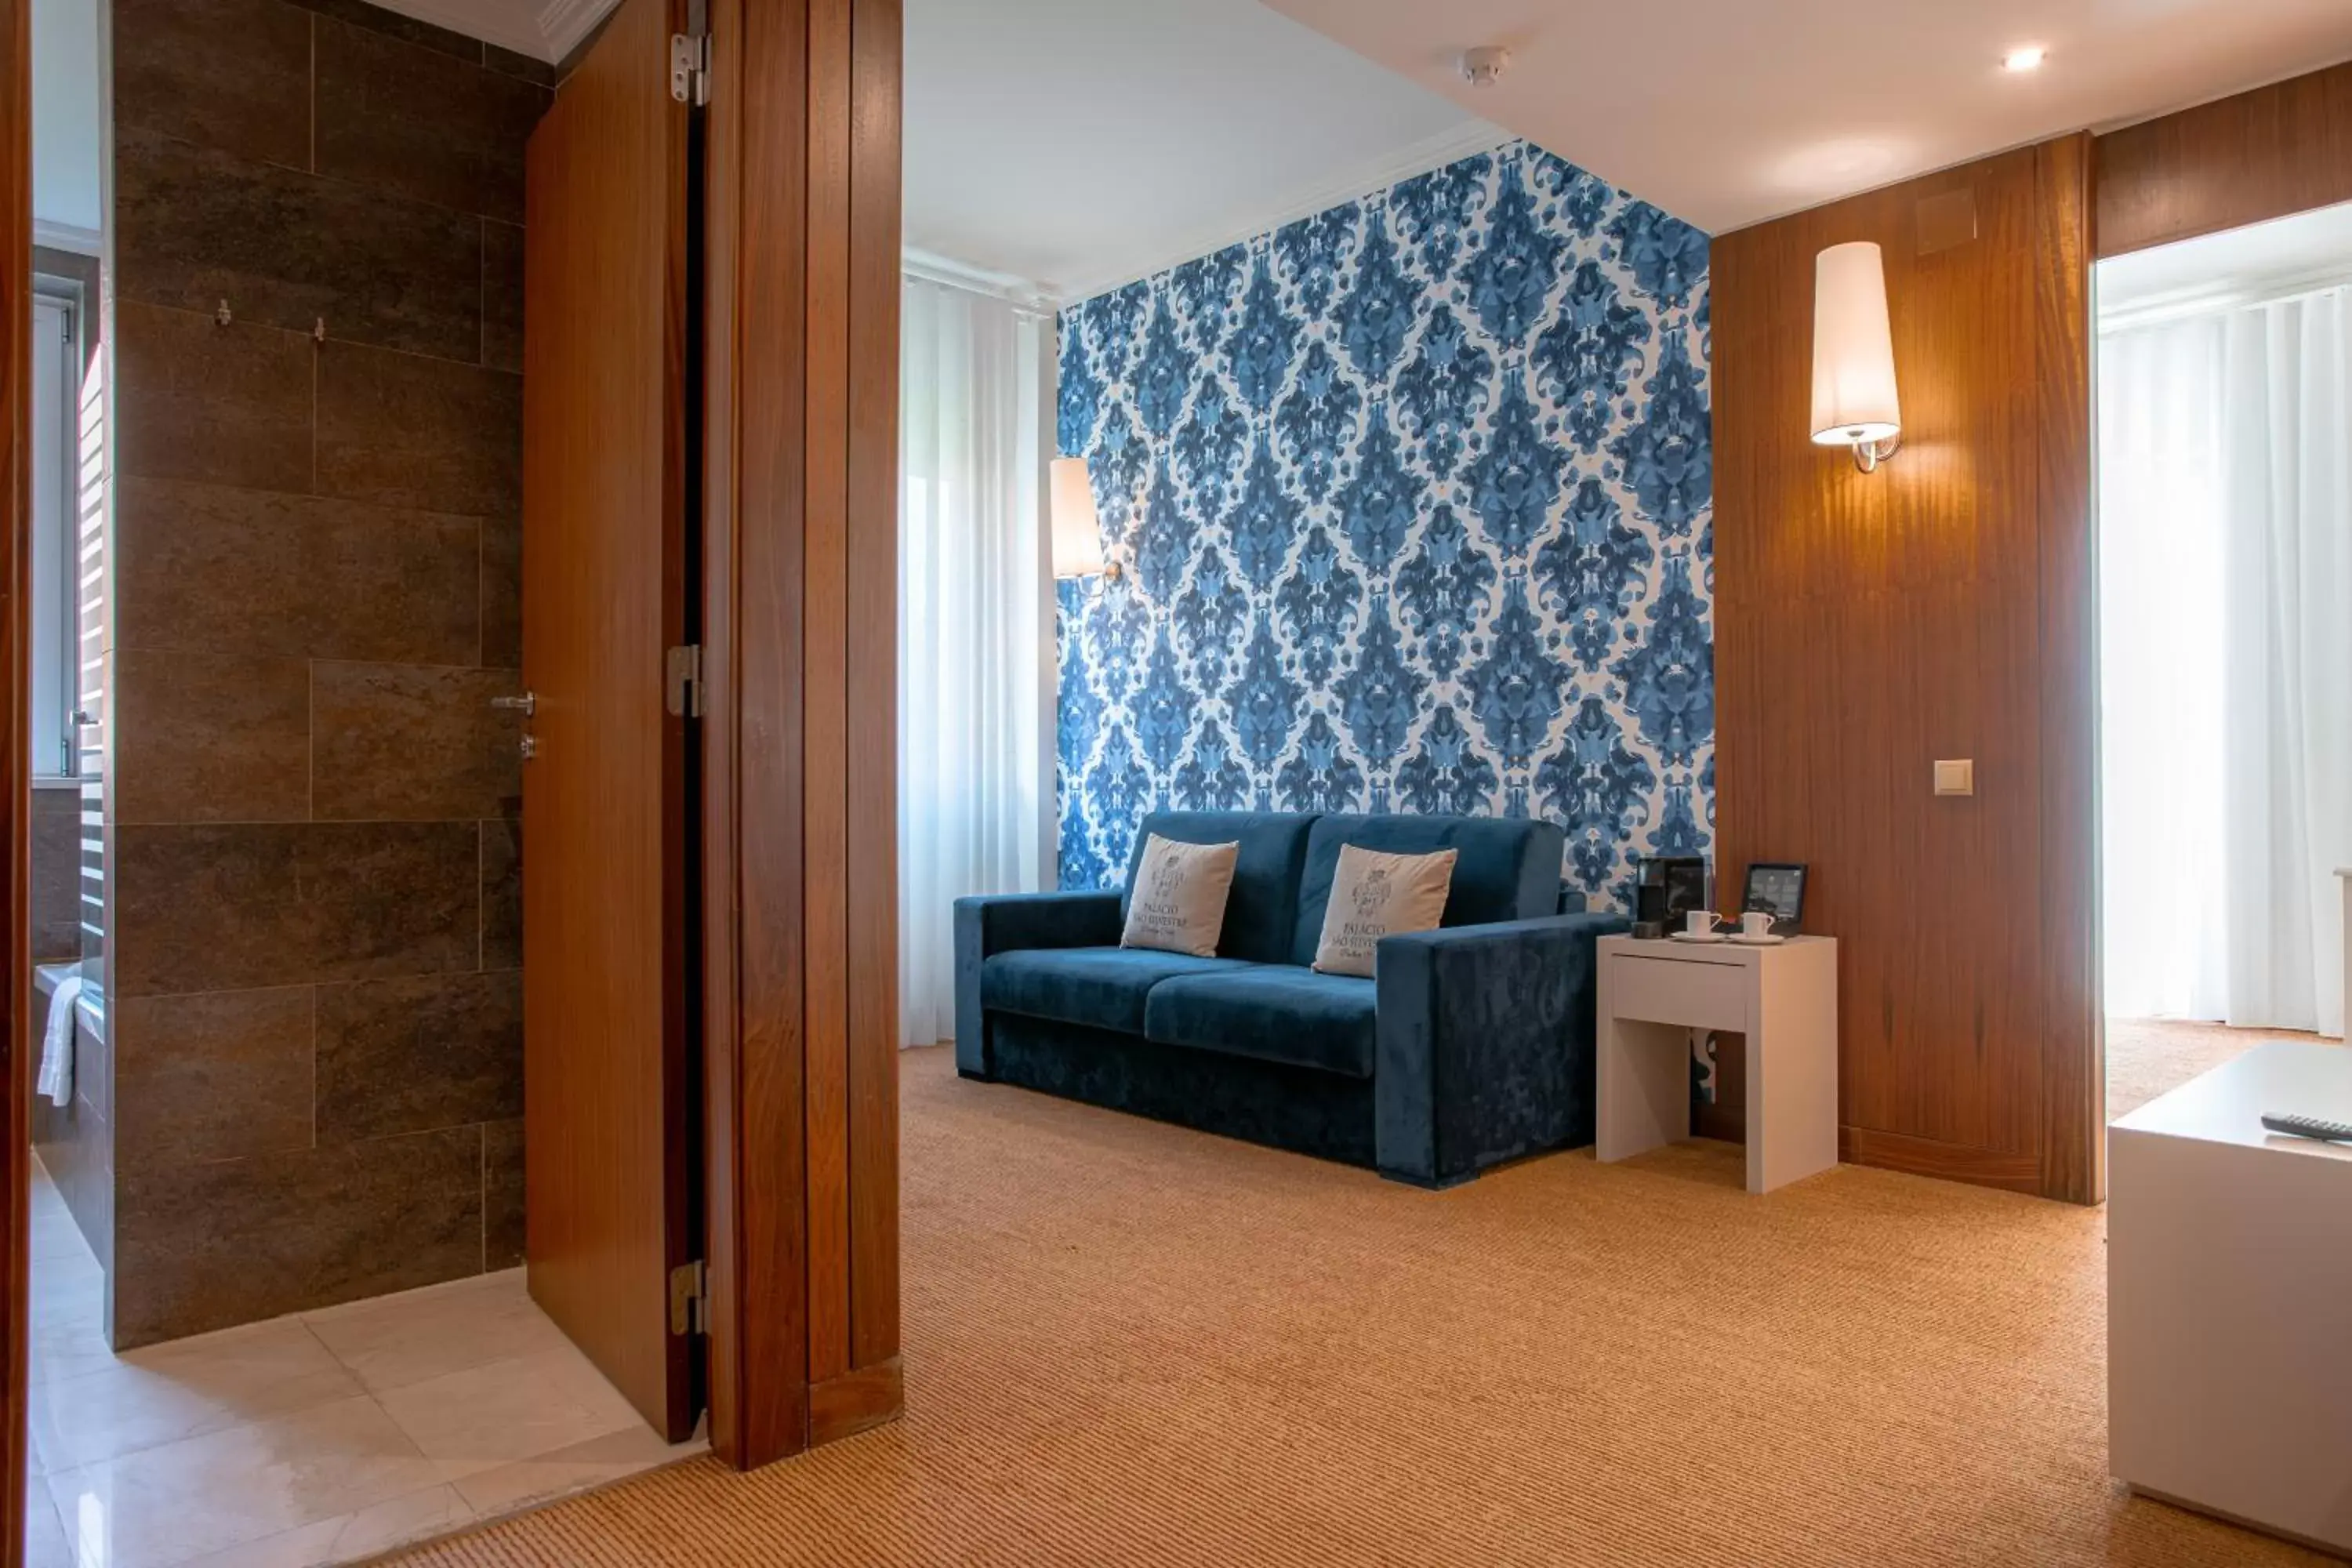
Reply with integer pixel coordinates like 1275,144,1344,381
2106,1015,2339,1122
385,1046,2322,1568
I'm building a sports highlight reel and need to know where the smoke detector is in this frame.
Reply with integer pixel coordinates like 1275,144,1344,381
1460,45,1510,88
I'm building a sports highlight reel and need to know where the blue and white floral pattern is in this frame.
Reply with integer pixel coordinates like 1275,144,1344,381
1057,141,1714,904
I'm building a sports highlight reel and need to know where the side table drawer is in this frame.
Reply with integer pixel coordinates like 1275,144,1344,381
1608,953,1748,1033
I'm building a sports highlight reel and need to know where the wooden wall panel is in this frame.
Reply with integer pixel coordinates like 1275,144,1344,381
702,0,902,1468
702,0,813,1467
3,0,32,1545
1712,136,2098,1201
2095,60,2352,259
844,0,903,1377
801,0,854,1391
2033,137,2102,1207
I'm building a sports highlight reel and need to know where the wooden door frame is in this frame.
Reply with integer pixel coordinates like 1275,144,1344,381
699,0,903,1470
3,0,32,1553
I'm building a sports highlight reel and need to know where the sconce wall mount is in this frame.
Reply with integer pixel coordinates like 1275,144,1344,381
1810,240,1904,474
1051,456,1122,586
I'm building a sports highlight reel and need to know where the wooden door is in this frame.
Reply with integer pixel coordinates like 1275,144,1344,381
521,0,696,1441
3,0,33,1552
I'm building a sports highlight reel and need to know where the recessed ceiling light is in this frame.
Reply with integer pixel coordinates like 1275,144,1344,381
2003,45,2047,72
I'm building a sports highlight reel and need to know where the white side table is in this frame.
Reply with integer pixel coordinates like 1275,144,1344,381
1595,934,1839,1193
2110,1041,2352,1555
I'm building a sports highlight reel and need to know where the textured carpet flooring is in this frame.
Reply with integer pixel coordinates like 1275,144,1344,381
385,1046,2321,1568
2105,1015,2339,1121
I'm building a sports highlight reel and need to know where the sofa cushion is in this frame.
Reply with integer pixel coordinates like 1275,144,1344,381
1143,966,1378,1079
1122,811,1318,965
982,947,1258,1036
1120,833,1241,956
1290,814,1566,967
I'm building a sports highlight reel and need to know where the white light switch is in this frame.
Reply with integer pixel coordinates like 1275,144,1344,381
1933,759,1974,797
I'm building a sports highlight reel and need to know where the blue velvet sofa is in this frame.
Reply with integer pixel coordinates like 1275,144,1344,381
953,811,1627,1188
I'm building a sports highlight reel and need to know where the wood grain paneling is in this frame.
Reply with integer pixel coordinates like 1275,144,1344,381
3,0,33,1546
704,0,812,1469
802,0,854,1392
844,0,902,1381
808,1354,903,1446
2034,136,2103,1207
2095,60,2352,259
702,0,902,1468
520,0,696,1440
1712,137,2098,1203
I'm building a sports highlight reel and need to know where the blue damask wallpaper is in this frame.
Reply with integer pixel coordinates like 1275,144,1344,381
1054,140,1714,907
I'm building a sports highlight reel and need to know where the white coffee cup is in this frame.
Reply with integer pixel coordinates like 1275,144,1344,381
1740,909,1776,939
1684,909,1722,938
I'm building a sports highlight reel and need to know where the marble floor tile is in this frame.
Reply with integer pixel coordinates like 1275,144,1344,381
299,1270,568,1396
20,1209,692,1568
32,1214,99,1269
374,1344,645,1481
448,1420,700,1516
175,1485,476,1568
45,1394,448,1568
33,1243,104,1302
32,1318,363,1471
24,1488,74,1568
31,1300,121,1388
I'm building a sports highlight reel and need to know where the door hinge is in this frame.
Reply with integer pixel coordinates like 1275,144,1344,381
669,27,710,105
669,1260,707,1336
665,644,703,718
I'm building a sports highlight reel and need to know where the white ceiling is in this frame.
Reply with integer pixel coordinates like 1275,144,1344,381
1263,0,2352,234
2099,198,2352,328
905,0,1503,302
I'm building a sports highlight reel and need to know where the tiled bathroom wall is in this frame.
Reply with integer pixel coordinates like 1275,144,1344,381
105,0,549,1347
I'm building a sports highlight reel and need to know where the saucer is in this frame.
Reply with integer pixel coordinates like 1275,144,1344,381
1726,932,1787,946
1668,931,1729,944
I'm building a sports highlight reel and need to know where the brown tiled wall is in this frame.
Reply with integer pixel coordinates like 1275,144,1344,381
107,0,549,1348
30,789,79,964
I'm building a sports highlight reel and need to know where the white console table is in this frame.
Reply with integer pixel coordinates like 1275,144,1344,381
2110,1041,2352,1555
1595,934,1838,1194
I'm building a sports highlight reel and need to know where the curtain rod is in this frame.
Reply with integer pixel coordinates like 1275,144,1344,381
2100,265,2352,336
902,248,1057,314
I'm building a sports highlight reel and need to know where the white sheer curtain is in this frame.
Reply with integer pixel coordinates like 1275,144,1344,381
2100,287,2352,1036
898,275,1054,1047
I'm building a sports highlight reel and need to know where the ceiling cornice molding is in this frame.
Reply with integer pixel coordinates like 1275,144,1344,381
359,0,554,59
1048,119,1514,306
901,247,1057,311
540,0,620,65
31,220,102,257
353,0,622,64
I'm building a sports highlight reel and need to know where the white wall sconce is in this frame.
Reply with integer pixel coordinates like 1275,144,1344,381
1051,456,1120,582
1810,240,1903,474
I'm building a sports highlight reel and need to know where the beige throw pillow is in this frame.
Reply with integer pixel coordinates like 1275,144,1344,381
1312,844,1457,977
1120,834,1242,958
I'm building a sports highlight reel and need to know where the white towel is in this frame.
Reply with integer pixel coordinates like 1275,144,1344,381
38,974,82,1108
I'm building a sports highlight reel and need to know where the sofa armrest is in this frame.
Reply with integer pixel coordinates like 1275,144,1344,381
953,891,1123,1075
1373,913,1628,1186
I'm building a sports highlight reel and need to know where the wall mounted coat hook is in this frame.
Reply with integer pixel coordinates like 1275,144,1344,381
214,299,232,327
314,318,327,343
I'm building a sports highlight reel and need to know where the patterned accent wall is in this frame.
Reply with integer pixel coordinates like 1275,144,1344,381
1054,141,1714,906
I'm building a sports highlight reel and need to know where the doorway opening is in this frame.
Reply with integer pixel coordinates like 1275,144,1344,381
2095,198,2352,1122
